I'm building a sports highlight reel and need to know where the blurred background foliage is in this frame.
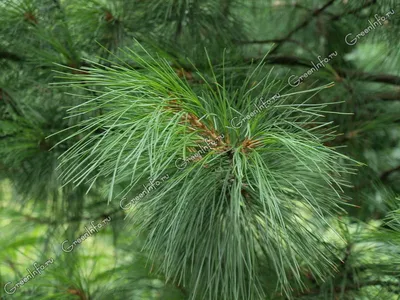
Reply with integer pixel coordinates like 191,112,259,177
0,0,400,299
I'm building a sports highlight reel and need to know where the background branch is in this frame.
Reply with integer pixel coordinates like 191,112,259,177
270,0,336,54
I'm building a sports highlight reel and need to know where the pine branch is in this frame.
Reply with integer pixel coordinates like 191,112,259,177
5,48,399,87
269,0,336,54
247,55,400,86
337,69,400,86
54,45,358,300
2,1,400,299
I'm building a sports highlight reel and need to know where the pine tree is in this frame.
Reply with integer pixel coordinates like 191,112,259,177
1,0,399,299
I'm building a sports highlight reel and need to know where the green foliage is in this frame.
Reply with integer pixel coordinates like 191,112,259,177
54,46,361,299
0,0,399,299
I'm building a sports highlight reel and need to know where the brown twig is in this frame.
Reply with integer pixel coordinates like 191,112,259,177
23,12,38,24
241,137,262,153
165,97,227,147
67,288,87,300
185,113,224,145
